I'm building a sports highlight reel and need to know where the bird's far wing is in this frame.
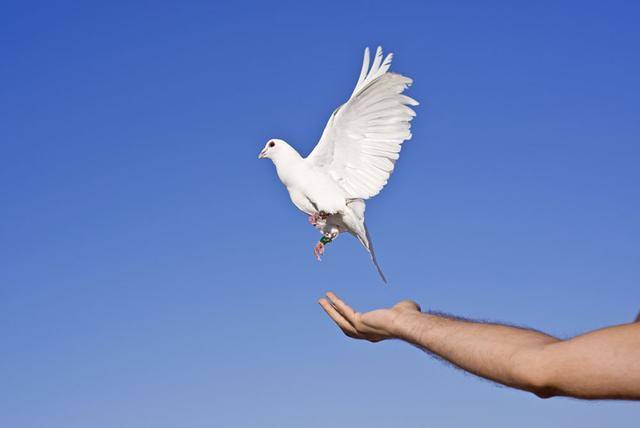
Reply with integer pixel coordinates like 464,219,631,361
306,46,418,200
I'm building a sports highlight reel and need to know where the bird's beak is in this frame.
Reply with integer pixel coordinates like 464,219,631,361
258,149,267,159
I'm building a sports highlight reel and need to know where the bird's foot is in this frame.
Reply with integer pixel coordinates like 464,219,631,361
313,233,335,261
308,211,328,227
313,242,325,261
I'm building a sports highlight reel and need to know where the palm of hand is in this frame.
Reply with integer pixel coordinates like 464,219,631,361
319,293,421,342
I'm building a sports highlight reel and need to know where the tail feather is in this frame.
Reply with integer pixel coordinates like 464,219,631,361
346,199,387,284
364,223,387,284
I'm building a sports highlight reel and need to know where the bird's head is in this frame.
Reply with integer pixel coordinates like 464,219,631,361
258,138,288,161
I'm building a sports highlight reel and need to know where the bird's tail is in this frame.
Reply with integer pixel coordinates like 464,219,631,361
346,199,387,284
363,223,387,284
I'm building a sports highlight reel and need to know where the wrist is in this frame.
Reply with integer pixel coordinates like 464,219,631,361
389,311,432,343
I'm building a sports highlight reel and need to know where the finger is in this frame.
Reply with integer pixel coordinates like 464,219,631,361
318,298,354,331
318,298,358,337
325,292,357,324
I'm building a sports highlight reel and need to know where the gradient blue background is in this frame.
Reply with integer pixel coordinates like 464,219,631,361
2,1,639,426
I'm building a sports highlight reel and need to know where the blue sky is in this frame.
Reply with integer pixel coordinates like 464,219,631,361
2,1,639,426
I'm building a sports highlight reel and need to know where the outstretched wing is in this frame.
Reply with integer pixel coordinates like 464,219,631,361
306,46,418,200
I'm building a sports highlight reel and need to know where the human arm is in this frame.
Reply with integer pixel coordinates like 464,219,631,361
318,292,640,400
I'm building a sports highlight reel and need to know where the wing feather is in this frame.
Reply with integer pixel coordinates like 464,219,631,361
307,47,418,199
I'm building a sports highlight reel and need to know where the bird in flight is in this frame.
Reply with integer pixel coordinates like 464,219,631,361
259,46,418,283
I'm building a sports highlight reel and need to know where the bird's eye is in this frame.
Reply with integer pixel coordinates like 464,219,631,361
269,141,275,148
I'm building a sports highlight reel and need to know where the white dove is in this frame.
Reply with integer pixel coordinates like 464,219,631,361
258,46,418,283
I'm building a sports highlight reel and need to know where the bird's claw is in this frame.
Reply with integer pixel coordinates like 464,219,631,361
314,231,336,261
313,242,325,261
308,211,328,227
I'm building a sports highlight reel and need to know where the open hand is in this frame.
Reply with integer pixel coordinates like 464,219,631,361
318,292,421,342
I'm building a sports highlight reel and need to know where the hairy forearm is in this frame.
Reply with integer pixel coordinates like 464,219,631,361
320,292,640,400
390,312,640,399
390,312,559,396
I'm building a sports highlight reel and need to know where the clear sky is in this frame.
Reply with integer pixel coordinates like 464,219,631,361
2,1,639,426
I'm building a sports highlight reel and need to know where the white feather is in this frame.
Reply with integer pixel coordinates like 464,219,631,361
261,46,418,283
307,47,418,200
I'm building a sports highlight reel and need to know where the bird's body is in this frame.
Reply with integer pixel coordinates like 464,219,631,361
259,47,418,283
272,145,347,216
